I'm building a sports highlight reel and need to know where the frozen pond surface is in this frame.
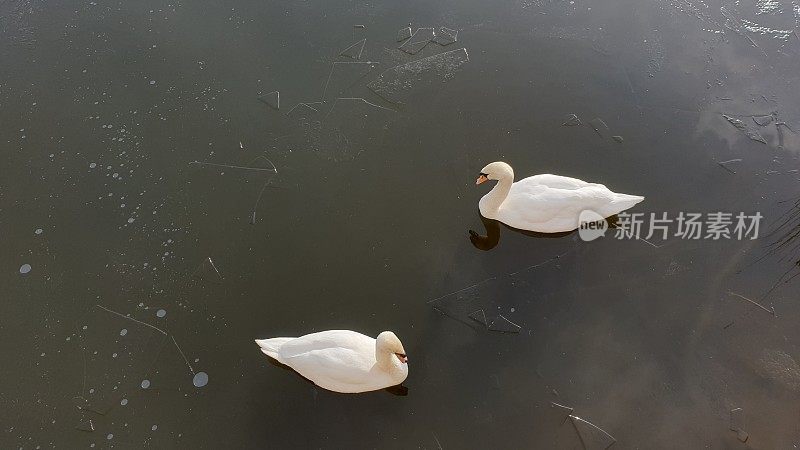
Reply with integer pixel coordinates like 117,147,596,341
3,0,800,447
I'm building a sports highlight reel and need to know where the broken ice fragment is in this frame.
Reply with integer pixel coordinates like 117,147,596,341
72,396,89,410
427,283,488,329
192,257,223,283
339,39,366,59
562,114,581,126
488,314,522,333
550,402,574,423
467,309,488,326
730,407,743,432
569,415,616,450
320,61,379,100
745,131,767,144
730,408,749,442
717,158,742,174
19,263,32,275
433,27,458,46
257,91,280,110
611,135,624,143
430,296,470,320
737,430,749,442
723,114,747,130
722,114,767,144
367,48,470,103
397,27,412,42
589,118,610,138
76,419,95,432
399,40,429,55
753,115,774,126
402,27,436,48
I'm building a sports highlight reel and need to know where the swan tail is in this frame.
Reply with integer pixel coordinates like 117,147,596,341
606,193,645,215
255,338,292,361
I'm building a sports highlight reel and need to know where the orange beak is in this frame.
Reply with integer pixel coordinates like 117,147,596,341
476,175,488,185
396,353,408,364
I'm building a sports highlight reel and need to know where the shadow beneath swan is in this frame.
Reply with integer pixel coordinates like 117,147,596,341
264,353,408,396
468,213,620,250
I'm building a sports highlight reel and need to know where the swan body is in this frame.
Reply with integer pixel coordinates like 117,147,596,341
255,330,408,393
476,161,644,233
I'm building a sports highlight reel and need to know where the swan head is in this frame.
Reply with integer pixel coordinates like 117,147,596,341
376,331,407,364
476,161,514,185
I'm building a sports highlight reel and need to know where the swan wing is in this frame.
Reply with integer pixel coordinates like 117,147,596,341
277,330,374,358
277,330,378,389
284,347,376,388
518,174,606,190
499,179,636,232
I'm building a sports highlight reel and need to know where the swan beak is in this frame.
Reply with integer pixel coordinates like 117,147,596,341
476,175,488,185
396,353,408,364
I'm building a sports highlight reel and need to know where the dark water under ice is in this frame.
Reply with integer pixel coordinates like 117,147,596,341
3,0,800,447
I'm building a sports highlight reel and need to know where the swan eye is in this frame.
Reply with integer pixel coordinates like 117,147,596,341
479,173,488,177
395,353,406,358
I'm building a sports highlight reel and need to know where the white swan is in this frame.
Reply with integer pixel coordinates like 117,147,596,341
255,330,408,393
476,161,644,233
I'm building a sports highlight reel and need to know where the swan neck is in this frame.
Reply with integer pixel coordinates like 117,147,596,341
376,349,403,375
484,172,513,210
